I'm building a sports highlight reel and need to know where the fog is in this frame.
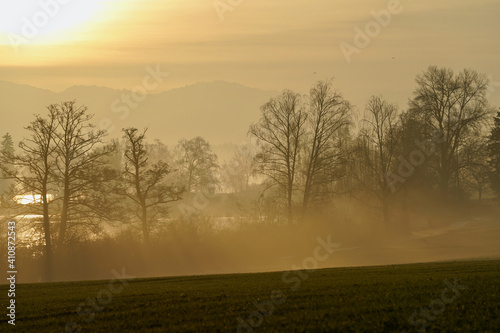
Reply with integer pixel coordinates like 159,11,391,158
1,70,500,284
2,185,499,284
1,1,500,286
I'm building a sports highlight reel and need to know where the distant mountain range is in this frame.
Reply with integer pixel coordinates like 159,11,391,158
0,80,278,161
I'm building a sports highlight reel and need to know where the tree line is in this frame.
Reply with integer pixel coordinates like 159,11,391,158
0,102,220,280
1,65,499,281
249,66,500,227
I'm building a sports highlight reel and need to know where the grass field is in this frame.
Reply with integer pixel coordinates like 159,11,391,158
1,259,499,332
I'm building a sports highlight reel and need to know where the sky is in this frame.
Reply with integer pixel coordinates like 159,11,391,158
1,0,499,110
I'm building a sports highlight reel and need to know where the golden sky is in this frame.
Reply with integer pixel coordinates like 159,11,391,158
1,0,499,107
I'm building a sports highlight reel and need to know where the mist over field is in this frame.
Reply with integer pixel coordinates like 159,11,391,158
1,73,499,284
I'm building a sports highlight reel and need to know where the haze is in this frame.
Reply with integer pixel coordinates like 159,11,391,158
1,0,499,109
0,0,499,287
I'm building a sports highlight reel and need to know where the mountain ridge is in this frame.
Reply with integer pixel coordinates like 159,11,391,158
0,80,278,156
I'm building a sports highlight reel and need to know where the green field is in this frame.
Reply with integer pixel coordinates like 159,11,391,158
1,260,499,332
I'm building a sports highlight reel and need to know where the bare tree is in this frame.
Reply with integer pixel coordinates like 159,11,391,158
176,137,219,193
355,96,400,225
301,80,353,211
0,109,58,281
249,90,307,224
221,142,257,193
409,66,493,195
121,128,184,243
148,139,173,165
52,101,116,248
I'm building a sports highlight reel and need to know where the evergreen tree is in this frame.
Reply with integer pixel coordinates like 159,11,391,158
488,110,500,198
0,133,15,194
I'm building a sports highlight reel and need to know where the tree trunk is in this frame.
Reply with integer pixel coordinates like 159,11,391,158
287,180,293,224
382,199,390,226
141,202,149,244
302,136,318,214
58,171,70,249
439,155,450,196
302,189,310,214
42,185,53,282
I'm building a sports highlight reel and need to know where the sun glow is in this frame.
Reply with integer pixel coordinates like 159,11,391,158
0,0,111,44
15,194,54,205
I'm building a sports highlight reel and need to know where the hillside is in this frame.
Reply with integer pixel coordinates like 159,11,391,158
0,80,277,151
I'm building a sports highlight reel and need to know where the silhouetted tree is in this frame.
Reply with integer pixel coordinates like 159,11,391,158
0,133,15,194
52,101,116,248
176,137,219,193
148,139,173,165
250,90,307,224
355,96,400,225
221,142,257,193
488,110,500,198
460,136,490,199
0,110,58,281
409,66,492,196
121,128,184,243
301,80,353,211
1,133,14,157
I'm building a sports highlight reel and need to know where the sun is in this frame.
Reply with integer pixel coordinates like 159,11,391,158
0,0,110,44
